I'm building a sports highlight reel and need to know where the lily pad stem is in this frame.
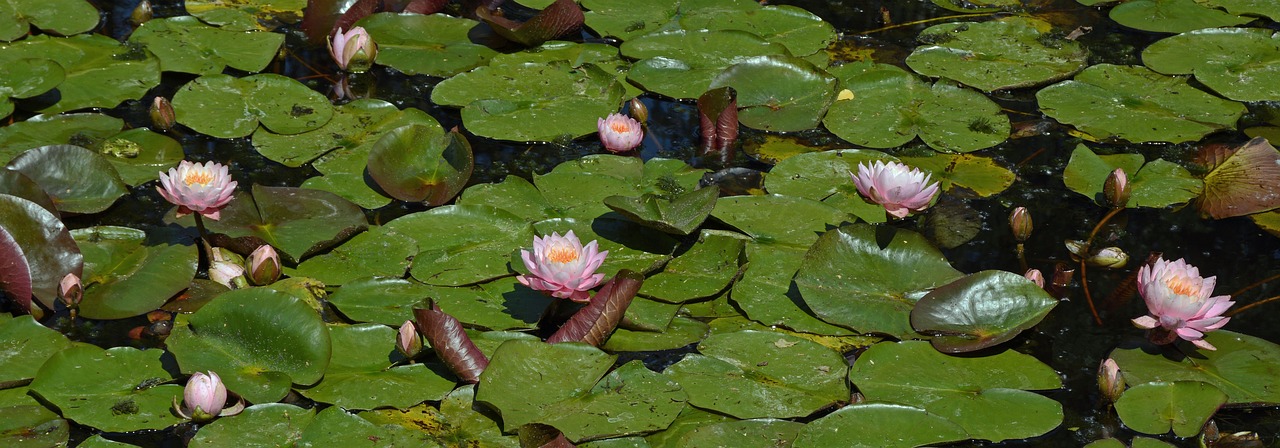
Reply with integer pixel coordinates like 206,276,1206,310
1079,206,1125,326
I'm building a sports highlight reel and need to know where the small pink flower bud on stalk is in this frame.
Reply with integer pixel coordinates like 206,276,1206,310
1103,168,1129,209
246,245,281,286
173,371,242,423
597,113,644,153
517,231,609,303
851,161,941,219
396,320,423,360
59,273,83,309
1009,206,1032,243
1097,358,1125,403
1024,269,1045,289
329,27,377,73
628,98,649,125
156,161,236,221
150,97,175,131
1131,257,1234,350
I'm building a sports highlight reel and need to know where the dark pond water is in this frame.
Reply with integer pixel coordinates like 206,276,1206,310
32,0,1280,446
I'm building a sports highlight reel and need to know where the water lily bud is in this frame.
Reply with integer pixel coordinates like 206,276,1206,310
396,320,423,359
1097,358,1125,403
59,273,83,308
1009,206,1032,242
329,27,377,73
130,0,153,25
246,245,281,286
628,98,649,125
182,371,227,422
209,260,247,290
1064,239,1088,261
1103,168,1129,208
1086,246,1129,268
1024,269,1044,289
150,97,175,131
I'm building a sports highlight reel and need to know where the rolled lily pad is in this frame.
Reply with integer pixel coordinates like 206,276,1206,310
432,61,626,142
189,404,315,448
0,35,160,114
793,403,968,448
0,58,63,119
173,73,334,139
6,145,127,214
0,0,98,41
326,277,431,325
666,330,849,419
0,315,71,387
1062,144,1203,208
478,340,687,442
0,194,81,309
850,340,1064,442
29,345,183,432
299,324,455,410
640,230,745,303
128,16,284,75
0,405,68,448
1036,64,1245,143
198,185,368,264
72,226,197,320
385,205,533,286
167,288,332,404
356,13,496,77
911,270,1058,353
622,29,791,100
1143,28,1280,102
289,226,416,286
906,17,1089,92
763,149,897,223
1109,330,1280,405
822,62,1010,153
367,125,473,205
604,186,719,235
1114,381,1226,437
1109,0,1251,33
795,224,964,338
709,55,837,132
898,152,1016,198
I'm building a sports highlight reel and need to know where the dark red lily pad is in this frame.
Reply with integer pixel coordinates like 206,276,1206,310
0,225,32,313
0,194,82,310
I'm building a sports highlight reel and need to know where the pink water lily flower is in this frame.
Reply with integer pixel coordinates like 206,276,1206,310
517,231,608,302
1131,257,1233,350
598,113,643,153
157,161,237,220
329,27,377,72
852,160,940,218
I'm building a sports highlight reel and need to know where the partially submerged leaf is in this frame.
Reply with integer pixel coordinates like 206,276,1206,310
1197,137,1280,218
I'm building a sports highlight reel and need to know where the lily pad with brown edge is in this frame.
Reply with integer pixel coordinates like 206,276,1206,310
477,340,687,442
906,17,1089,92
0,194,81,310
1108,330,1280,405
792,403,969,448
0,0,98,41
29,345,184,432
5,145,127,214
127,16,284,75
359,387,518,447
911,270,1058,353
0,34,160,115
0,57,63,120
794,223,965,339
1062,144,1204,209
1036,64,1245,143
621,29,791,100
72,226,197,320
1197,137,1280,219
173,73,334,139
1109,0,1251,34
708,55,837,132
763,149,895,224
367,125,473,205
1143,27,1280,102
191,185,369,264
298,324,455,410
664,330,849,419
167,288,331,404
384,205,533,287
1114,381,1227,437
355,13,497,78
849,340,1064,442
604,186,719,235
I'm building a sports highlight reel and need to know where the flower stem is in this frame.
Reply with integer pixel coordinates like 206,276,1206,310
1225,294,1280,317
193,214,209,243
1079,206,1126,326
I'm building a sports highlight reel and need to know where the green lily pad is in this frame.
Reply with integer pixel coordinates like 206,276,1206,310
622,29,790,100
432,61,626,142
906,17,1088,92
173,73,334,139
708,55,836,132
188,404,315,448
666,330,849,419
1114,381,1226,437
0,57,63,119
128,16,284,75
78,435,142,447
911,270,1058,353
299,324,455,410
1143,27,1280,102
930,0,1023,12
385,205,533,286
289,226,416,286
253,100,438,168
763,149,896,223
0,35,160,114
0,315,71,388
1109,0,1251,33
458,175,560,222
326,277,431,325
0,193,81,309
795,224,964,339
72,226,197,320
0,405,68,448
299,406,440,446
29,345,183,432
619,296,681,332
793,403,968,448
850,340,1064,442
0,169,54,218
534,155,706,220
0,0,98,41
640,230,746,303
1109,330,1280,405
0,113,121,164
1062,144,1203,208
478,340,687,441
680,419,804,448
488,41,644,99
603,316,710,352
1036,64,1245,143
604,186,719,235
197,185,369,264
581,0,683,41
426,277,553,331
367,125,473,205
95,129,185,186
679,4,836,57
356,13,496,77
898,152,1016,198
822,62,1010,153
645,406,735,448
5,145,126,214
167,288,332,404
1197,0,1280,21
185,0,305,28
361,386,518,447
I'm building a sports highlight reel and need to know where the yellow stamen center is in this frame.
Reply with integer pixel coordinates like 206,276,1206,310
547,245,579,264
184,169,214,187
1165,276,1199,297
610,122,633,133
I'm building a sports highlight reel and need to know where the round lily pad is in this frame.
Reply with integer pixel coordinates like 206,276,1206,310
298,324,455,410
678,4,836,57
1114,381,1227,437
0,57,64,119
356,13,497,77
793,403,968,448
1062,144,1203,208
1109,0,1251,33
1143,27,1280,102
72,226,197,320
6,145,127,214
0,0,98,42
0,315,71,387
906,17,1088,92
911,270,1058,353
709,55,837,132
128,16,284,75
173,73,334,139
29,345,183,432
622,29,790,100
0,35,160,115
1109,330,1280,405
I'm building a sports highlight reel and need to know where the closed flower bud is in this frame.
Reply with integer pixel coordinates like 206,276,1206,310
130,0,152,25
1024,269,1044,289
329,27,377,73
59,273,83,308
396,320,423,359
1103,168,1129,208
628,98,649,125
180,371,226,422
150,97,175,131
209,260,247,290
1087,246,1129,268
1009,206,1032,242
246,245,281,286
1097,358,1125,403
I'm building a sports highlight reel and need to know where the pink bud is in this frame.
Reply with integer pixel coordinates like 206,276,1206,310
183,371,227,422
246,245,281,286
1104,168,1129,208
1024,269,1044,289
59,273,83,308
1097,358,1125,403
1009,206,1032,242
396,320,423,359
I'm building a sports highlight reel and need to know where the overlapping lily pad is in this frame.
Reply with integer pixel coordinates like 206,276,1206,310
384,205,533,286
1108,0,1251,33
1109,331,1280,405
764,149,896,223
185,0,305,29
0,194,81,309
0,0,98,41
0,315,71,387
604,186,719,235
426,278,554,331
1143,27,1280,102
1114,381,1226,437
709,55,836,132
128,16,284,75
173,74,333,139
911,270,1058,353
793,403,968,448
72,226,197,320
197,185,368,264
1037,64,1245,143
679,4,836,57
29,345,183,432
622,29,790,100
1062,144,1203,208
640,230,745,303
299,324,455,410
532,155,706,220
0,57,63,119
188,404,315,447
356,13,496,77
0,113,121,164
5,145,127,214
367,125,473,205
289,226,416,286
906,17,1089,92
0,404,68,448
0,35,160,114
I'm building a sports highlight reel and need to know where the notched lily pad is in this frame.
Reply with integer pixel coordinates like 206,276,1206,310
196,185,369,264
29,345,183,432
0,0,98,42
906,17,1089,92
604,186,719,235
72,226,197,320
709,55,837,132
367,125,473,205
0,35,160,114
1114,381,1226,437
1109,0,1251,34
1062,144,1204,209
128,16,284,75
173,73,334,139
356,13,497,77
